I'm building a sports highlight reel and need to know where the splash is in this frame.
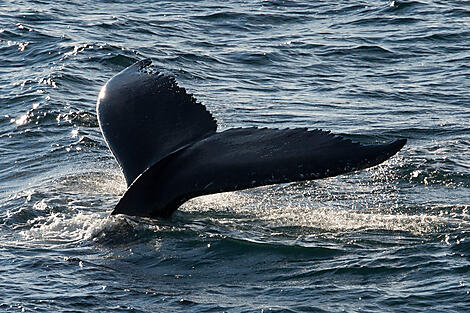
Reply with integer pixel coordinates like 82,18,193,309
180,182,460,236
56,170,126,196
252,204,447,235
20,211,115,243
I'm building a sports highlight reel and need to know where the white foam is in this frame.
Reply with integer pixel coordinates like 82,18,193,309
20,211,117,243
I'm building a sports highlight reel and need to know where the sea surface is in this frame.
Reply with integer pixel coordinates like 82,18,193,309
1,0,469,312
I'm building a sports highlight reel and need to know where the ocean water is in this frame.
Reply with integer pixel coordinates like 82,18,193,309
1,0,469,312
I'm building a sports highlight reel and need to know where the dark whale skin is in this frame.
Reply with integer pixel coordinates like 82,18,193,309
97,59,406,218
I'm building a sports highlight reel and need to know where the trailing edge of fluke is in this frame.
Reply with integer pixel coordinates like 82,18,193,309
96,59,406,218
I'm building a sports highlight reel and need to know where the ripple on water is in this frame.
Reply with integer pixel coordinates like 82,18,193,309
1,0,470,312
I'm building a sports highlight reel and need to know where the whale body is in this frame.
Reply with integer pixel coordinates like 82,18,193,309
97,59,406,218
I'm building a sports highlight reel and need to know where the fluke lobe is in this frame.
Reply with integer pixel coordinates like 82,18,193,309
97,59,406,218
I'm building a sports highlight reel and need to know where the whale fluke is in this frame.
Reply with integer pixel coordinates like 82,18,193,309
97,59,216,185
97,59,406,218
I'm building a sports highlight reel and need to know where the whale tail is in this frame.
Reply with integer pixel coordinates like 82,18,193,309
97,59,216,186
97,59,406,218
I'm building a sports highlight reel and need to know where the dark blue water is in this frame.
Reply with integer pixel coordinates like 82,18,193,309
1,1,469,312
